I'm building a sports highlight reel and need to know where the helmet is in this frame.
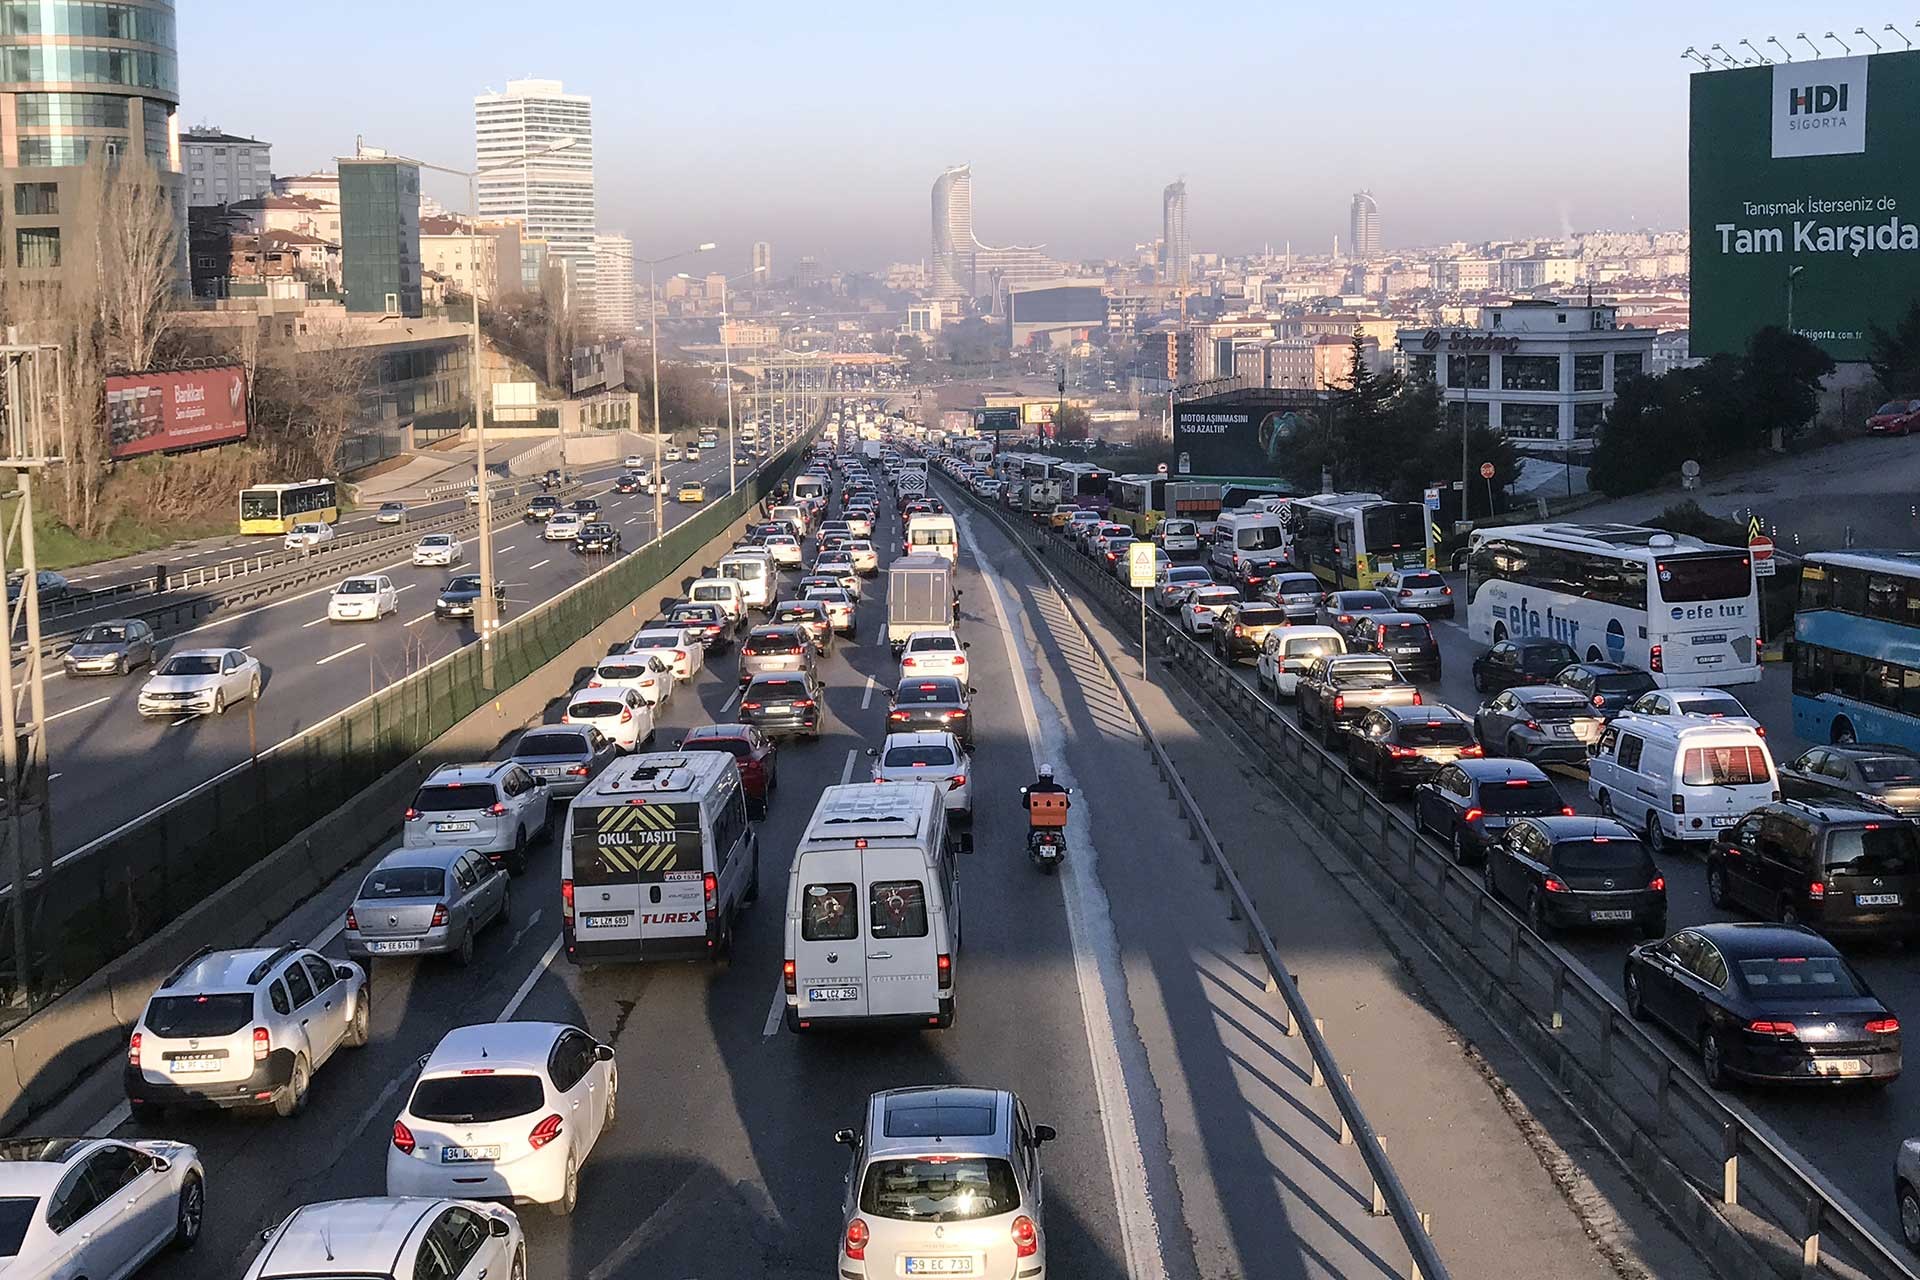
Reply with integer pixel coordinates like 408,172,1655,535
1037,764,1055,781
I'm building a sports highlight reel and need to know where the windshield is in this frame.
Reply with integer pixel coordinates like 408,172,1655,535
409,1073,546,1123
421,535,453,546
682,736,749,759
145,992,254,1037
1552,838,1650,874
78,625,129,643
516,731,589,757
1237,526,1284,551
1281,636,1341,659
445,576,482,593
1363,504,1430,554
596,663,651,682
1681,745,1770,786
1655,553,1752,604
1825,824,1920,875
337,580,377,594
1163,521,1194,535
884,745,957,768
1878,401,1914,415
1397,571,1446,588
1859,757,1920,783
1737,956,1863,1000
860,1157,1021,1223
158,655,220,676
1480,781,1563,814
0,1198,33,1257
360,866,446,899
896,680,962,704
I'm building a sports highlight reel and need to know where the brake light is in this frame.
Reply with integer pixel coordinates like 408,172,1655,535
1387,745,1420,758
1337,614,1353,625
528,1114,564,1150
253,1027,270,1063
844,1218,870,1261
937,952,952,985
588,680,603,688
484,801,506,817
889,710,909,721
128,1032,141,1068
568,764,590,776
404,807,421,821
618,708,633,723
1561,805,1577,816
346,907,359,931
1808,881,1826,899
790,646,805,655
1333,694,1345,713
1672,795,1685,814
392,1120,416,1155
1868,1017,1901,1035
1012,1214,1039,1258
561,878,574,923
1746,1020,1797,1036
1411,691,1423,705
675,649,687,664
741,701,761,710
1400,589,1412,598
1442,585,1453,595
1233,625,1246,637
1525,720,1540,731
954,655,966,666
1648,876,1666,891
1648,644,1663,673
1542,877,1568,893
431,903,449,928
902,656,915,667
795,698,816,708
948,774,966,789
704,872,718,919
783,959,796,994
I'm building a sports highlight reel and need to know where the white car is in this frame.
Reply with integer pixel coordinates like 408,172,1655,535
811,557,862,598
899,628,970,679
412,533,465,567
623,626,703,681
0,1137,204,1274
248,1197,523,1280
844,512,874,538
283,522,335,550
624,453,647,469
1156,518,1201,555
1624,687,1763,730
388,1022,615,1216
665,447,684,462
869,730,972,819
1181,585,1242,636
1155,564,1214,610
327,574,399,622
763,534,803,568
844,539,879,575
543,511,584,541
564,685,655,752
1255,625,1347,698
804,585,857,635
137,647,262,717
587,652,674,707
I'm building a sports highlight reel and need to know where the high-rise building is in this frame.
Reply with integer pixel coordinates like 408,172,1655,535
474,79,596,315
1161,180,1190,287
752,240,772,285
0,0,184,292
339,149,422,317
793,256,822,290
929,164,1055,303
1349,190,1381,260
184,127,270,208
592,232,635,330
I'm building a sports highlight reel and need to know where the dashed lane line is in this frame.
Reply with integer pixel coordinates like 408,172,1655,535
315,643,366,666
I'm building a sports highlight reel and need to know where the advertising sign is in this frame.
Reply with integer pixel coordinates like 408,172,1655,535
940,410,971,435
571,800,701,881
106,366,249,461
978,408,1019,433
1020,402,1055,426
1691,51,1919,362
1171,393,1330,475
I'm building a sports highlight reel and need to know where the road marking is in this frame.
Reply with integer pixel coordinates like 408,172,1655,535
722,684,742,711
403,611,434,626
301,616,328,628
625,518,638,526
395,583,417,594
316,643,366,666
48,695,111,723
47,772,61,781
498,935,563,1021
495,544,516,554
861,674,876,709
527,558,550,571
761,977,788,1037
505,908,544,953
839,748,857,784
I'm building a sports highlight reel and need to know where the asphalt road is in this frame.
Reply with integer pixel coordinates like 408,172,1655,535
43,449,753,855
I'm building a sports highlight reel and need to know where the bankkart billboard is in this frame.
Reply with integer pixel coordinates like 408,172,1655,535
1692,51,1919,363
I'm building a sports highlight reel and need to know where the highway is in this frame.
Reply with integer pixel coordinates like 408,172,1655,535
41,449,749,855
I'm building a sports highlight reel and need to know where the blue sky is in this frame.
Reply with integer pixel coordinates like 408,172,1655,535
183,1,1886,273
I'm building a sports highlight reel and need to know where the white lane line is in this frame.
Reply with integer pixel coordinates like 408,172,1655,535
527,558,550,571
496,544,517,555
47,772,61,782
722,684,742,711
315,643,366,666
48,695,112,723
301,616,328,628
403,611,434,627
624,518,638,526
761,976,788,1038
861,675,876,709
505,908,544,953
395,583,417,594
839,748,857,784
498,935,563,1021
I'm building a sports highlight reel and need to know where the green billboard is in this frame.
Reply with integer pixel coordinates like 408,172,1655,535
1691,50,1919,364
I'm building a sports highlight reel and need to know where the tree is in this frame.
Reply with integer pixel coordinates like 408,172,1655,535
1051,405,1091,442
1428,422,1519,517
246,336,373,477
1867,299,1920,396
1741,325,1834,448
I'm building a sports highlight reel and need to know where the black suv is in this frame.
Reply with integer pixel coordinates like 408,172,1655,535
1471,636,1578,694
1552,661,1658,717
1707,800,1920,939
1348,612,1442,680
1414,758,1569,863
524,494,560,523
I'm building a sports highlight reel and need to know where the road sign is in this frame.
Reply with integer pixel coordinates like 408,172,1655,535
978,408,1019,433
1479,461,1496,480
1423,486,1441,511
1126,542,1159,589
1750,533,1776,578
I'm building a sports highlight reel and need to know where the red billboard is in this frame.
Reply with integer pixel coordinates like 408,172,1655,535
106,365,250,461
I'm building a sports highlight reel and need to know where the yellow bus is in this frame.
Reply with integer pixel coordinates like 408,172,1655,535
239,479,339,535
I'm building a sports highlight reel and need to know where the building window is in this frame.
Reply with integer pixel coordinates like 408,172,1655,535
1573,401,1607,438
1614,352,1645,383
1446,399,1490,431
1574,353,1605,392
1,2,176,44
1,45,177,93
1446,353,1489,390
17,136,101,166
16,227,60,268
1408,353,1436,384
1501,354,1560,392
12,182,57,216
1499,402,1561,440
15,91,128,128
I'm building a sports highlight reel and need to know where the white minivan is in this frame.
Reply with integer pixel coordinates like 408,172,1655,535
688,576,747,628
1586,714,1778,855
904,512,959,565
1207,509,1287,581
561,752,759,965
783,782,970,1033
717,550,778,612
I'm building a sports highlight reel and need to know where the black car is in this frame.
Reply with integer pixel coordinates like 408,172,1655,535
738,671,823,739
1315,589,1394,630
524,495,560,523
1707,800,1920,939
887,676,975,748
1344,704,1480,793
434,574,506,619
772,600,833,655
1471,636,1579,694
1347,612,1442,680
1485,816,1666,938
541,467,564,489
1624,922,1901,1088
574,522,621,553
1552,661,1658,716
614,473,641,494
1415,758,1571,864
667,602,731,652
1778,744,1920,818
570,498,601,518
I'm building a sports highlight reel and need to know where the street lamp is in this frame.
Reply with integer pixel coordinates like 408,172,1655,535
717,269,761,496
639,243,716,537
410,136,578,689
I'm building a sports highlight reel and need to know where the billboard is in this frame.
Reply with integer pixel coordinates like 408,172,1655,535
1691,51,1919,363
978,408,1019,433
1170,391,1330,475
569,342,626,395
106,365,249,461
940,410,971,435
1020,402,1055,426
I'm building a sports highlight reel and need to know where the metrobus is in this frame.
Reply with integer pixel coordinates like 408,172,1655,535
1466,522,1761,687
1053,462,1113,512
1288,493,1436,590
1792,550,1920,746
239,479,339,535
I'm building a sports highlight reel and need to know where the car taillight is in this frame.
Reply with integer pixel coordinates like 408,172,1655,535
485,801,507,817
1459,745,1485,758
1747,1020,1797,1036
431,903,449,927
783,959,796,994
253,1027,270,1062
346,907,359,931
954,655,966,666
1233,625,1245,636
561,878,574,923
1868,1017,1900,1034
1337,614,1353,625
619,708,633,723
1592,694,1605,708
128,1031,142,1068
889,710,909,721
1442,585,1453,595
528,1114,564,1150
1672,795,1685,814
1411,691,1422,705
1399,589,1413,598
568,764,590,776
1648,876,1666,891
902,656,915,667
1387,745,1420,758
675,649,687,664
404,807,421,821
1542,877,1568,893
704,872,718,919
1561,806,1577,817
1808,881,1826,899
1648,644,1663,673
1525,720,1540,731
844,1218,870,1261
1333,694,1345,713
948,774,967,789
588,680,603,688
1012,1215,1038,1258
937,952,952,986
392,1120,416,1154
1463,807,1484,823
741,701,761,710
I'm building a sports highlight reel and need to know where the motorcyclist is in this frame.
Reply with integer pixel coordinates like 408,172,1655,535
1020,765,1070,852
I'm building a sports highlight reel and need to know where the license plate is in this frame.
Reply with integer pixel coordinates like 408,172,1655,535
1711,815,1739,827
1856,893,1903,906
581,913,632,929
905,1259,975,1275
441,1145,501,1163
1553,725,1574,737
167,1056,221,1073
1590,910,1634,922
435,822,475,833
368,940,421,954
1810,1059,1867,1078
1697,655,1723,666
1393,646,1423,655
534,766,563,777
809,986,859,1002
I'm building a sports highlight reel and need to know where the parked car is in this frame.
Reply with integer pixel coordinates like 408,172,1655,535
1867,398,1920,435
61,618,156,676
345,847,509,965
1553,661,1659,717
1295,654,1421,744
1707,799,1920,938
1471,636,1578,694
1414,758,1571,863
1344,703,1481,792
1485,816,1666,938
1777,744,1920,817
1474,686,1607,764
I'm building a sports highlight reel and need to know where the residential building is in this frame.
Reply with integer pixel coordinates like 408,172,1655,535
722,321,781,350
183,126,269,208
1138,326,1196,384
0,0,184,292
929,164,1057,303
793,255,822,289
904,304,941,335
593,232,636,330
1161,180,1190,287
1431,257,1497,292
475,78,596,315
1349,191,1380,260
752,240,772,284
338,149,422,316
520,236,551,293
1007,283,1107,350
419,215,523,302
274,171,338,205
230,193,340,244
1499,257,1580,291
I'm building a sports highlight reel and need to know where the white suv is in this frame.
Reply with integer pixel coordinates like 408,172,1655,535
404,761,552,875
125,944,370,1120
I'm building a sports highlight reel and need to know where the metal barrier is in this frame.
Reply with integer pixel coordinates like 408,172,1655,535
947,472,1919,1280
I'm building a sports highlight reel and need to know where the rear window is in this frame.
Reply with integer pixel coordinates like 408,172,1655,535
1234,608,1288,626
1824,824,1920,876
516,731,589,757
1338,592,1391,611
0,1199,33,1257
744,629,797,651
597,663,652,682
1479,780,1562,814
412,784,495,813
911,636,959,652
1737,956,1862,1000
801,883,858,941
872,880,929,939
1859,757,1920,784
895,681,961,705
682,736,749,759
571,801,702,884
1398,722,1475,747
145,992,254,1038
1520,643,1578,673
751,678,808,697
1594,672,1656,694
1378,623,1435,646
1397,571,1445,588
1275,576,1320,594
884,745,957,768
1681,745,1770,786
1525,700,1590,722
409,1073,546,1123
860,1157,1021,1223
1551,838,1650,874
569,700,624,719
1677,695,1748,719
361,866,446,899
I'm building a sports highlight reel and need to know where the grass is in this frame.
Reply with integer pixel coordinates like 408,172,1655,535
0,493,234,572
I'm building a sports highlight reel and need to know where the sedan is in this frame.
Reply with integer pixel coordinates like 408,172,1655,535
1485,816,1666,938
1778,744,1920,816
1258,572,1326,622
374,501,408,524
1626,687,1763,731
667,602,733,652
679,723,778,818
0,1137,205,1274
1414,758,1572,864
1180,585,1242,636
412,533,465,567
899,628,969,678
345,847,509,964
137,648,261,717
772,600,834,655
739,671,823,739
327,574,399,622
574,522,621,553
804,586,858,636
888,675,974,748
1344,704,1481,793
868,731,972,820
813,557,862,596
434,573,505,620
1316,589,1393,630
1471,636,1578,694
1553,661,1659,717
763,534,803,567
1624,923,1900,1089
1474,686,1606,764
284,522,335,550
543,512,584,541
524,496,560,523
564,686,655,752
1156,565,1216,611
61,618,155,676
613,473,641,494
509,724,617,798
844,540,880,575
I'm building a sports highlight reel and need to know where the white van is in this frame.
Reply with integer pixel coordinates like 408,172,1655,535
783,782,971,1033
792,473,828,505
688,576,747,627
717,550,777,612
561,752,759,965
1208,509,1287,581
769,503,812,539
904,512,959,565
1586,715,1778,854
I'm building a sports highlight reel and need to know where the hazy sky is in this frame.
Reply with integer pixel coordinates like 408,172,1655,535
184,0,1862,274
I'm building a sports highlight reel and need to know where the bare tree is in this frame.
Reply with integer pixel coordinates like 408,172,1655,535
248,336,371,477
90,155,178,374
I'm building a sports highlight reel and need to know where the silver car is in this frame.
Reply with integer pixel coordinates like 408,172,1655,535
509,724,617,798
345,847,509,965
1381,568,1455,619
62,618,156,676
1260,572,1327,622
1156,518,1201,555
1155,565,1214,610
137,647,261,717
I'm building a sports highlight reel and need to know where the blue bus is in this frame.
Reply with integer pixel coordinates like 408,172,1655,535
1791,550,1920,747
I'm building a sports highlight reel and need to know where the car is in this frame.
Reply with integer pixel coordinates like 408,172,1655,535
625,452,648,468
899,627,969,678
6,569,69,603
465,482,484,506
404,760,551,874
1414,758,1572,864
678,482,707,503
1258,571,1326,622
1315,589,1394,630
586,652,675,707
283,521,335,550
541,467,565,489
1255,625,1346,699
125,943,370,1117
762,533,803,567
1380,568,1455,618
524,494,560,523
622,626,704,681
435,573,506,620
1471,636,1579,693
773,599,835,655
137,647,261,717
509,723,617,798
387,1021,616,1216
1552,661,1659,717
666,447,684,462
1867,397,1920,435
1777,744,1920,816
374,501,408,524
1344,703,1482,793
667,601,733,652
574,521,621,553
569,498,601,518
1474,686,1607,764
61,618,155,676
739,624,815,686
0,1136,206,1273
1623,922,1900,1089
1156,518,1202,556
1295,654,1421,744
844,539,880,575
887,675,975,748
1708,800,1920,938
413,533,466,567
835,1087,1055,1280
1213,602,1290,663
1155,564,1215,610
1347,612,1442,680
248,1197,523,1280
327,573,399,622
814,555,862,595
614,473,640,494
805,585,858,636
869,731,973,820
345,847,510,964
1092,531,1135,572
1626,687,1764,732
1180,584,1243,636
543,511,584,541
678,722,779,818
1048,504,1080,529
1485,816,1667,938
564,685,656,752
739,670,823,739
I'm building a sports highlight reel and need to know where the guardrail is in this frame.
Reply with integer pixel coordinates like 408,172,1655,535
943,471,1919,1280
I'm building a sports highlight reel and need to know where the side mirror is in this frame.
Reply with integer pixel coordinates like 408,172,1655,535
531,775,548,787
865,747,878,757
595,1043,615,1062
1033,1123,1057,1145
834,1128,859,1147
958,832,975,856
967,687,977,695
335,964,355,981
489,1217,513,1238
962,642,972,650
1587,742,1603,758
151,1156,172,1174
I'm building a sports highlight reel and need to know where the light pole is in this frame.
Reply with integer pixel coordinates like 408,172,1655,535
1786,264,1806,335
641,243,715,538
718,269,759,496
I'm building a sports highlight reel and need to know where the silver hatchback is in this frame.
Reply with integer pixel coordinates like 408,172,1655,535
1382,568,1455,619
345,847,509,965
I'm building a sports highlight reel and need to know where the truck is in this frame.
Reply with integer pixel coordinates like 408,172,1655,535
1294,655,1422,743
862,439,885,462
887,554,956,654
894,457,930,502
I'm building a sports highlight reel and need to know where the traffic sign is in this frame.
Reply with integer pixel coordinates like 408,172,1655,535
1479,462,1496,480
1126,542,1159,588
1423,486,1442,511
1750,532,1776,578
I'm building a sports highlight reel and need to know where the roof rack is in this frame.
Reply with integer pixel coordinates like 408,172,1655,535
247,942,304,986
159,945,215,990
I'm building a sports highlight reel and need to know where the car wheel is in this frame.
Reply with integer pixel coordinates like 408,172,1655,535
273,1054,309,1118
211,689,226,716
1706,862,1729,909
248,674,261,702
1643,813,1666,859
171,1173,204,1250
1596,788,1614,817
1778,895,1803,927
509,828,529,876
496,881,513,929
1526,888,1549,935
454,925,476,968
1700,1028,1729,1089
602,1071,618,1133
744,848,760,905
345,992,371,1047
1624,969,1649,1021
1481,857,1497,896
1505,732,1527,760
113,655,126,676
1472,668,1487,693
1452,829,1470,865
1900,1182,1920,1250
548,1156,578,1217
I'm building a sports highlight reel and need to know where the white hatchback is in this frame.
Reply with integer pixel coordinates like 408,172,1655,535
327,574,398,622
283,522,335,550
899,628,970,679
1181,585,1242,635
624,626,703,681
249,1198,523,1280
412,534,464,567
587,653,674,707
763,534,803,568
564,686,655,753
869,730,972,820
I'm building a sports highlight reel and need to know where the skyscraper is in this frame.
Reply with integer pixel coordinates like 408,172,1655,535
929,164,1056,304
1349,190,1381,260
1161,180,1190,287
592,233,635,331
474,79,596,315
752,241,772,285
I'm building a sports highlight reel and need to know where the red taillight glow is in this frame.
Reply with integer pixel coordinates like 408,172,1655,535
1542,878,1568,893
404,807,421,821
1808,881,1826,899
1463,807,1484,823
431,903,449,928
1411,691,1423,705
901,656,915,667
1593,694,1606,707
568,764,590,776
1561,806,1577,816
488,802,508,816
948,774,966,789
1648,644,1663,673
844,1219,869,1260
345,907,359,931
618,708,633,723
704,872,718,919
1649,876,1666,891
1868,1017,1901,1034
128,1032,141,1068
937,952,952,985
561,878,575,923
1747,1020,1797,1036
783,959,796,994
1387,745,1420,758
1012,1215,1038,1258
252,1026,270,1063
1333,694,1345,713
741,701,761,710
528,1114,564,1150
392,1120,416,1154
1460,745,1485,758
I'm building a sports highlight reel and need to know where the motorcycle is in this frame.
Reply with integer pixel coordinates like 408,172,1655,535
1027,827,1066,874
